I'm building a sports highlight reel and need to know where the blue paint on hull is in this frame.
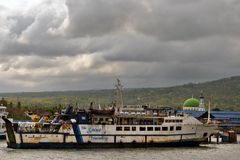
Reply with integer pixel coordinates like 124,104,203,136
72,124,83,143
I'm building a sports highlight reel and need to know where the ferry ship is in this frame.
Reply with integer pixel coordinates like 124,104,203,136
3,103,216,149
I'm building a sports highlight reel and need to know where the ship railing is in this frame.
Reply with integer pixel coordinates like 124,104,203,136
15,122,62,133
0,112,8,116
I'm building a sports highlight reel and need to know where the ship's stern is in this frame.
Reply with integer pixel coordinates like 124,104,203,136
2,117,19,148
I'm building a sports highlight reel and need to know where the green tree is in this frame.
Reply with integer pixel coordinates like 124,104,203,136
0,98,8,106
17,101,21,109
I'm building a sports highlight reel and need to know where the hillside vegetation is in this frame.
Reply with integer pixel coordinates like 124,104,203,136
1,76,240,118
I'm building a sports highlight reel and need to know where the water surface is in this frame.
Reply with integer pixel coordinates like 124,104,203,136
0,139,239,160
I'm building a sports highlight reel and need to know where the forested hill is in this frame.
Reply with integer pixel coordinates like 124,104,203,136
1,76,240,111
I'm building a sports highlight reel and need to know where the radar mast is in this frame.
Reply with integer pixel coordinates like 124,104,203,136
115,79,124,112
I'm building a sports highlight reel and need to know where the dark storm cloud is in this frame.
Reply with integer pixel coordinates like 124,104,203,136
1,0,240,92
102,34,229,64
132,0,240,41
9,15,34,36
0,38,83,57
65,0,138,37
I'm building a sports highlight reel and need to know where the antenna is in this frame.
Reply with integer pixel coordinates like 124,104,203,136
115,79,124,112
207,101,211,124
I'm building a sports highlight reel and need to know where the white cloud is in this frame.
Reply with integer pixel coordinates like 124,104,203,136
0,0,46,10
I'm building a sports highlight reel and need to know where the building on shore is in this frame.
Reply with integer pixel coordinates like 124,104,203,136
181,92,240,133
182,93,205,111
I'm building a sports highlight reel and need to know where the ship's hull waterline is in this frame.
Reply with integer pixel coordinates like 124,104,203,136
7,140,202,149
7,132,206,149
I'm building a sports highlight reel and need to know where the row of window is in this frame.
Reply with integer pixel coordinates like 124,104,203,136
116,126,182,132
165,119,183,123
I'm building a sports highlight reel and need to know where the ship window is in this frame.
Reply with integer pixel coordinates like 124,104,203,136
179,120,183,123
147,127,153,131
124,127,130,131
203,132,208,137
176,120,180,123
172,120,176,123
140,127,146,131
170,126,174,131
155,127,161,131
162,127,168,131
176,126,182,131
116,127,122,131
132,127,136,131
165,120,169,123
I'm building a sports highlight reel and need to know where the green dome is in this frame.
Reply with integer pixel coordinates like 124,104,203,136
183,98,200,107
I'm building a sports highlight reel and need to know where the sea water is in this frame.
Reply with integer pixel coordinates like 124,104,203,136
0,136,239,160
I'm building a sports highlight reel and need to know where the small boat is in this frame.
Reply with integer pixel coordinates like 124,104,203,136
0,105,8,139
3,104,217,149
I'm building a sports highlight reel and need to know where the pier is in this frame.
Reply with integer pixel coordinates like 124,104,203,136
208,130,237,144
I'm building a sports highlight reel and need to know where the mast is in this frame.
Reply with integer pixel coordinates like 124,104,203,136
115,78,124,112
207,101,211,124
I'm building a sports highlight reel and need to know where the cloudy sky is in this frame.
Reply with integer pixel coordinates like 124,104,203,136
0,0,240,92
